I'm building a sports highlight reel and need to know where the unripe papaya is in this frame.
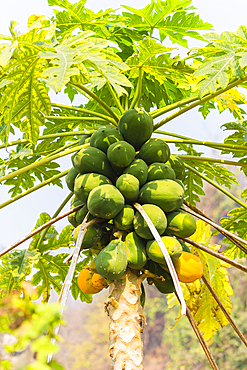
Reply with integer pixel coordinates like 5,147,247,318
75,204,94,224
72,146,116,181
90,126,123,153
107,141,135,169
95,239,128,280
114,205,135,231
65,167,78,192
118,108,153,150
137,138,170,165
116,174,139,203
138,179,184,213
74,223,102,250
125,232,147,269
87,184,125,220
147,162,176,182
68,195,83,228
133,204,167,240
146,236,182,265
74,172,112,203
167,155,185,181
166,209,196,238
123,159,148,186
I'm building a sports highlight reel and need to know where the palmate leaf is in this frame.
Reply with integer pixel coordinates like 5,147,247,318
214,88,247,120
0,46,51,144
122,0,212,46
219,207,247,259
48,0,117,39
3,154,61,197
0,250,40,297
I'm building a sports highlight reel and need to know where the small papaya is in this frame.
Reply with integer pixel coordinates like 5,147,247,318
167,155,185,181
107,141,135,168
166,209,196,238
74,223,102,250
133,204,167,240
147,162,176,182
146,236,182,265
74,172,112,203
116,174,139,203
114,205,135,231
65,167,78,192
137,138,170,165
90,126,123,153
125,231,147,269
123,159,148,186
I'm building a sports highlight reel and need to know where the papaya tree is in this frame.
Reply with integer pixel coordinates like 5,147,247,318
1,0,247,369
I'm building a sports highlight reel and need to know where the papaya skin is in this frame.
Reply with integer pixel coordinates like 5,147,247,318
174,252,203,283
77,267,108,295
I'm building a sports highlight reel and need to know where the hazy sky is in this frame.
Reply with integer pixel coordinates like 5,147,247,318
0,0,247,250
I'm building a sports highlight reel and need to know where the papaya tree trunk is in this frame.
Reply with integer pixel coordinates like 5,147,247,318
104,269,146,370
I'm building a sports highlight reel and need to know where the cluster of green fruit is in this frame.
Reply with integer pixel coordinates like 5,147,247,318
66,108,202,295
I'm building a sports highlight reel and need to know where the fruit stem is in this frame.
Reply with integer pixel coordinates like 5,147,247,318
153,75,247,130
106,80,124,115
70,83,119,124
0,170,69,210
51,103,117,124
178,154,247,168
35,191,74,251
184,163,247,210
0,143,89,184
151,94,199,119
43,115,108,122
130,67,143,110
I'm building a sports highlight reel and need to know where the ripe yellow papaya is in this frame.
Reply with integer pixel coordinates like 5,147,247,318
174,252,203,283
77,266,108,295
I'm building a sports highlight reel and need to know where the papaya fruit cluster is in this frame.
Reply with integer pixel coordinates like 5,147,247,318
66,108,203,296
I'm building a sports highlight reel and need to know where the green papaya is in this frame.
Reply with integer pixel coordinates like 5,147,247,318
71,135,91,164
118,108,153,150
147,162,176,182
125,231,147,269
95,239,128,280
138,179,184,213
133,204,167,240
166,209,196,238
87,184,125,220
75,204,94,224
65,167,78,192
90,126,123,153
146,236,182,266
72,146,116,181
177,239,191,253
116,174,139,203
137,138,170,165
107,141,135,169
68,196,83,227
74,173,112,203
114,205,135,230
74,223,102,250
153,276,175,294
123,159,148,186
167,155,185,181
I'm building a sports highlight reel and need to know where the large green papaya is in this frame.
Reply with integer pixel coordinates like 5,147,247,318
166,209,196,238
107,141,135,169
116,174,139,203
90,126,123,153
74,223,102,250
146,236,182,266
118,108,153,150
138,179,184,213
147,162,176,182
133,204,167,240
72,146,116,181
87,184,125,219
95,239,128,280
125,232,147,269
167,155,185,181
74,173,112,203
114,205,135,231
65,167,78,192
122,159,148,186
137,138,170,165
